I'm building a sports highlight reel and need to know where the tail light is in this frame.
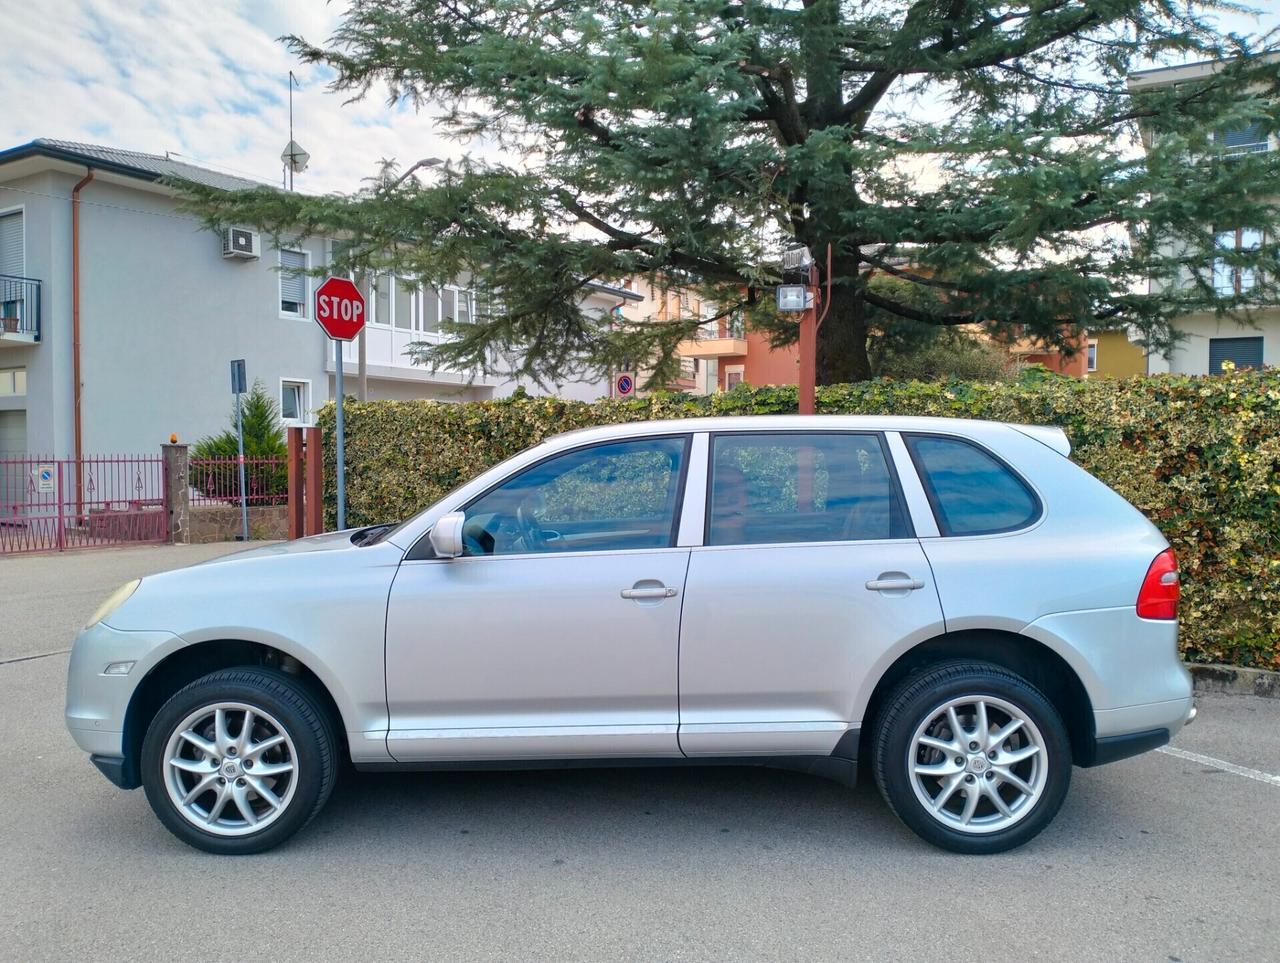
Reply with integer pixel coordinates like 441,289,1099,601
1137,548,1179,620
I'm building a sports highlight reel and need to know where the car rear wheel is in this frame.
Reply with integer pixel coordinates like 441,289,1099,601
872,661,1071,854
140,668,337,854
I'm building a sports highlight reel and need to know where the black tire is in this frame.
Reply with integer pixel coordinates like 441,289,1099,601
141,667,338,855
872,660,1071,854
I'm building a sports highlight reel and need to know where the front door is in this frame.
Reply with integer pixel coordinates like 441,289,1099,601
385,435,692,761
677,431,946,755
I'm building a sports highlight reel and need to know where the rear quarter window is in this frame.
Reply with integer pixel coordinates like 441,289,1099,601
905,434,1040,536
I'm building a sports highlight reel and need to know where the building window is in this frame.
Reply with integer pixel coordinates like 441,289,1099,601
279,248,309,317
0,367,25,396
1216,121,1269,155
1208,336,1264,374
1213,227,1262,295
440,287,473,326
679,357,697,380
724,365,745,390
1086,340,1098,373
280,379,311,424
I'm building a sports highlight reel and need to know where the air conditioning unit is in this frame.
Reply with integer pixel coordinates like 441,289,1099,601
221,227,260,260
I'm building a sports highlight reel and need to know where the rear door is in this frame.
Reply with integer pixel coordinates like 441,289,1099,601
677,430,945,755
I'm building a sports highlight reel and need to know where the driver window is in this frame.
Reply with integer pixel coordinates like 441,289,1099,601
461,436,688,556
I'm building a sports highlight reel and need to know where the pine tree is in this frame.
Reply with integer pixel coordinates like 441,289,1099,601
177,1,1280,385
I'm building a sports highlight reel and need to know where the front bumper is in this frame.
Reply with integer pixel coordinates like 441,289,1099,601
65,622,182,778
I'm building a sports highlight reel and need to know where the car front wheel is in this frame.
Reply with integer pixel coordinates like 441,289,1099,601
140,667,337,854
872,661,1071,854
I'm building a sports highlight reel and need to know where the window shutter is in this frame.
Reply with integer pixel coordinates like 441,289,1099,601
0,212,22,277
1208,337,1264,374
280,249,307,308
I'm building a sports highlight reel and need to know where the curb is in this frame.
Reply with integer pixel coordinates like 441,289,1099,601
1188,664,1280,699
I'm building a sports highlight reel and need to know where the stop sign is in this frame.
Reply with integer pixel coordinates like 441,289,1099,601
314,276,366,341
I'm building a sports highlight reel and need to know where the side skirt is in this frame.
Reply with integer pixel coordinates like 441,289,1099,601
355,728,861,788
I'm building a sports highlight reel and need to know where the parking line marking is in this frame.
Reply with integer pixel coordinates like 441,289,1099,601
0,649,70,666
1157,746,1280,788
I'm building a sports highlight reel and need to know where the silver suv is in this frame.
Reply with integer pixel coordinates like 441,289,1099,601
66,416,1195,854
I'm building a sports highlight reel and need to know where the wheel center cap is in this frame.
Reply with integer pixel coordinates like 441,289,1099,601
968,755,987,773
222,760,241,779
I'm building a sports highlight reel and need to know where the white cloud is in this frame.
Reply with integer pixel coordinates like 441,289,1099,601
0,0,467,193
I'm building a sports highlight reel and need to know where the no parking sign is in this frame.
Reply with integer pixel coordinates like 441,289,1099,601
616,372,636,397
36,464,54,494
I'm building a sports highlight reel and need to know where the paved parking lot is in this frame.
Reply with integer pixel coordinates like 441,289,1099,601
3,544,1278,962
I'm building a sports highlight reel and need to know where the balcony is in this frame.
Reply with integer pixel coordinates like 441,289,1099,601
677,321,747,359
333,325,503,388
0,275,40,346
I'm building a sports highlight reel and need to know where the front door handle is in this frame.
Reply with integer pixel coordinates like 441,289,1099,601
865,575,925,592
621,584,678,600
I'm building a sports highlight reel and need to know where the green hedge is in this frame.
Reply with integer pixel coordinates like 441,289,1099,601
321,371,1280,668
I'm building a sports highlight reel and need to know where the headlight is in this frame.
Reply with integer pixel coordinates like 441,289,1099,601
85,579,141,629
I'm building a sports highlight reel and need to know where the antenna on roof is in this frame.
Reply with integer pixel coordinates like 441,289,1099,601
281,71,310,190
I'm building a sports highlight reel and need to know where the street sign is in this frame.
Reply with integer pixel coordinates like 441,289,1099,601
314,276,366,341
230,359,246,395
36,464,54,494
616,373,636,397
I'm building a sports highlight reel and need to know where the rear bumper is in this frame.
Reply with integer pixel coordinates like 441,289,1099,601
1079,727,1171,767
90,754,139,790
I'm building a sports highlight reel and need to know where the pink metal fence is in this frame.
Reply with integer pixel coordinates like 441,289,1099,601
188,456,288,507
0,455,168,554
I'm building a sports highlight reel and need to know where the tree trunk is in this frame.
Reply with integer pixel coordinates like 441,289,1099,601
816,284,872,385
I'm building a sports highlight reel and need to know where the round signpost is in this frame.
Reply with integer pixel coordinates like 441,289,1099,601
314,277,367,531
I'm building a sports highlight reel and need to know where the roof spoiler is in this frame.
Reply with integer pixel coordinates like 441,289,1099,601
1009,424,1071,457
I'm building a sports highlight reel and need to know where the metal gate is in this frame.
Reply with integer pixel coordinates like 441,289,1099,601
0,455,167,554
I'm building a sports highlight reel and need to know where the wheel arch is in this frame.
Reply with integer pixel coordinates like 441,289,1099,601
119,639,348,790
856,629,1096,767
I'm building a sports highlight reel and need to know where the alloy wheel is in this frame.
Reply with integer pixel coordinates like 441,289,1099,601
907,694,1048,835
162,702,299,837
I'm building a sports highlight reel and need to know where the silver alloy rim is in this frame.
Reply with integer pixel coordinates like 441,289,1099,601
162,702,299,837
907,694,1048,835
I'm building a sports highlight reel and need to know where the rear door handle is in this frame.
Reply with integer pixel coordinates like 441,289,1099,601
621,585,678,600
865,576,925,592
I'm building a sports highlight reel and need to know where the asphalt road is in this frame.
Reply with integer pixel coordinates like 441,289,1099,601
2,544,1279,962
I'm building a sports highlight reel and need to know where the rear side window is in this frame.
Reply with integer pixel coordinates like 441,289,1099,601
905,434,1039,536
707,432,910,546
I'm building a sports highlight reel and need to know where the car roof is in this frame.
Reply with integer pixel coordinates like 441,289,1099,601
544,415,1071,457
553,414,1001,440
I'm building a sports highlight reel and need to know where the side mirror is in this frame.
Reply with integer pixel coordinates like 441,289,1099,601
429,511,466,559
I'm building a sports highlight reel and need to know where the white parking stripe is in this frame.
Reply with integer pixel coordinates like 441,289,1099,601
1157,746,1280,788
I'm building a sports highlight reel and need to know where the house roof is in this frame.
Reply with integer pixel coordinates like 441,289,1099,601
0,138,271,191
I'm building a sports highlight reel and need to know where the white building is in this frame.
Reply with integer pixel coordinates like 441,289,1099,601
1129,59,1279,375
0,139,637,456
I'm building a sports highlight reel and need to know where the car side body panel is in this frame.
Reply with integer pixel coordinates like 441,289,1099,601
80,538,404,763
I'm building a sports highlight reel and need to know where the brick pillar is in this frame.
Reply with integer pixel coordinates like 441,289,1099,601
287,427,304,540
162,443,190,544
303,426,323,535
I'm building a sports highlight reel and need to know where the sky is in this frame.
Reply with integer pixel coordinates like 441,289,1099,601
0,0,458,193
0,1,1276,197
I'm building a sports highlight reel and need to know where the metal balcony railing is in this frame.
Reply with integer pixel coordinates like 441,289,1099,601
0,275,41,340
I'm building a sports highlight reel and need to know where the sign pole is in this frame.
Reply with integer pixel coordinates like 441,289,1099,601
334,340,346,531
314,276,365,533
230,359,249,542
234,390,249,541
798,261,818,416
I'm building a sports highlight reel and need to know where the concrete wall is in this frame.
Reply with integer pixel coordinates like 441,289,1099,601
1147,310,1280,375
0,171,69,456
71,173,332,454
